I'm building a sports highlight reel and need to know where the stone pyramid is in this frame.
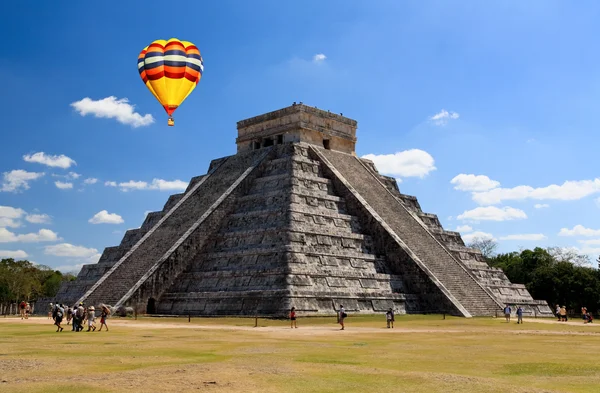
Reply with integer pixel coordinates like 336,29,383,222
54,104,552,317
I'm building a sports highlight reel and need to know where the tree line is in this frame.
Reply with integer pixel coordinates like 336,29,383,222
0,258,76,313
469,238,600,314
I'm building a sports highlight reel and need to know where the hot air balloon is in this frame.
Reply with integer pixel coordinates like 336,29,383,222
137,38,204,126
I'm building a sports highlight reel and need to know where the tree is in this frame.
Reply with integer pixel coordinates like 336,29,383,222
547,247,591,267
488,247,600,314
0,258,72,313
467,237,498,259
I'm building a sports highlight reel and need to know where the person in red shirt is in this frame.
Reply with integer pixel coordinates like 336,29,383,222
290,307,297,328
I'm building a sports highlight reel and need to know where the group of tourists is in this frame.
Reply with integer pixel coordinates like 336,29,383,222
553,305,594,323
19,301,32,319
503,305,525,324
50,302,110,333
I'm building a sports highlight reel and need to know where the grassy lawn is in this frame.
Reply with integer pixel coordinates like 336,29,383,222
1,314,598,392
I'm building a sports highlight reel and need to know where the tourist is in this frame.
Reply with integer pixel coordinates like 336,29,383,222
290,307,297,328
76,303,85,332
98,305,110,332
516,306,523,324
503,305,511,323
559,306,567,322
48,303,54,319
555,304,561,321
87,306,96,331
585,311,593,324
53,303,64,332
25,303,31,319
66,306,73,325
386,308,395,328
581,306,588,321
19,300,26,319
338,304,346,330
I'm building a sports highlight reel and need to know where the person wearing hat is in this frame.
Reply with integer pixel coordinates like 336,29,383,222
559,306,568,322
87,305,96,331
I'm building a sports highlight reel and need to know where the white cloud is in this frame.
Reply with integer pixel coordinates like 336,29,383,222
149,179,188,191
54,263,85,274
26,214,52,224
23,152,76,169
498,234,547,241
462,231,495,243
84,178,98,185
430,109,459,126
558,225,600,237
54,181,73,189
105,181,117,187
0,218,20,228
0,228,60,243
362,149,436,178
457,206,527,221
534,204,550,209
113,179,189,192
70,96,154,128
88,210,124,225
45,243,99,258
455,225,473,233
578,239,600,245
119,180,148,191
0,206,25,228
313,53,327,63
0,249,28,259
472,178,600,205
450,174,500,192
67,172,81,179
1,170,44,192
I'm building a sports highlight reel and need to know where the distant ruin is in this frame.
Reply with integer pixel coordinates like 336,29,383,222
52,104,552,317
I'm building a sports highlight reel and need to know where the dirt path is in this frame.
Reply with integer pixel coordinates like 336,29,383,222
3,316,600,337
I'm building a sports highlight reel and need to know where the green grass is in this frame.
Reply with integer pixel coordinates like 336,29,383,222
0,315,599,392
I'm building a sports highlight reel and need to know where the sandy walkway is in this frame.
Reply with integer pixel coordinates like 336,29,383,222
3,316,600,337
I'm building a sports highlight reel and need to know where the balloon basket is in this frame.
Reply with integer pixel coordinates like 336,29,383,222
167,117,175,127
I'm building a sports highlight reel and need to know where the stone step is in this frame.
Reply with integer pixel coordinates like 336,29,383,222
247,173,333,195
319,148,502,316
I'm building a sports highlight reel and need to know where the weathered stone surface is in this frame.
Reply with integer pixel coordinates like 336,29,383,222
52,104,551,317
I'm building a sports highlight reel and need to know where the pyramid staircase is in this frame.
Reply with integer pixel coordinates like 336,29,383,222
157,144,406,315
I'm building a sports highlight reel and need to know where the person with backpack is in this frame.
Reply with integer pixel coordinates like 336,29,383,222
87,306,96,331
516,306,524,324
386,308,395,328
76,303,85,332
98,305,110,332
503,305,512,323
53,304,64,332
289,307,297,329
338,305,347,330
66,306,73,325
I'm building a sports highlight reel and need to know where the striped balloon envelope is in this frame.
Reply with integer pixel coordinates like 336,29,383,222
137,38,204,126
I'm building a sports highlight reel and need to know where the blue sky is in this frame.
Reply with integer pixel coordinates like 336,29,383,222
1,1,599,272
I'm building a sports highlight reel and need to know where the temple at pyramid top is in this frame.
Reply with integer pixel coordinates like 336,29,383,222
236,103,358,154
